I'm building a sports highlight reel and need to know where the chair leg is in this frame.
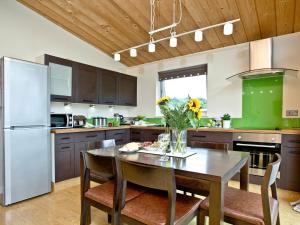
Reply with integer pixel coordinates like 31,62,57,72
107,214,112,223
198,210,206,225
276,214,280,225
80,200,90,225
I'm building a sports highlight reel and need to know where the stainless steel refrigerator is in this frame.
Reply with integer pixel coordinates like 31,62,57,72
0,57,51,206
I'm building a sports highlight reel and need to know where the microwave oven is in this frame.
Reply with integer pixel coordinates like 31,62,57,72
50,113,73,128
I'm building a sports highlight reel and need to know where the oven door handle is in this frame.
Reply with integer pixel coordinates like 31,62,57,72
236,143,277,148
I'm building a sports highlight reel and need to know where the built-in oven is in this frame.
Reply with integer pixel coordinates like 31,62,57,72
50,113,73,128
233,133,281,177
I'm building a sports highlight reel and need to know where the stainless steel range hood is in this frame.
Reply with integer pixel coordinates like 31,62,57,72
227,38,298,80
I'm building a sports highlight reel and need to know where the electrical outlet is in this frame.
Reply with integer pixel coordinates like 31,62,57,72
286,110,299,117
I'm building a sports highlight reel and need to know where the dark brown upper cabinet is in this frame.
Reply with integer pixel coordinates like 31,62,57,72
74,63,98,104
100,69,118,105
118,74,137,106
44,54,74,102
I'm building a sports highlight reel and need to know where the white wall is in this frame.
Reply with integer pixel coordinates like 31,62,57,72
273,32,300,118
0,0,140,117
127,43,249,118
128,32,300,119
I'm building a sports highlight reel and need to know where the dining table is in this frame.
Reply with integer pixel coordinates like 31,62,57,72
84,146,250,225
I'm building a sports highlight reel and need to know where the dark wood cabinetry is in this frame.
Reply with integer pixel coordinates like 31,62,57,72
280,134,300,192
118,74,137,106
74,63,98,104
100,69,118,105
187,131,233,149
55,131,106,181
106,129,130,145
45,55,137,106
130,128,164,142
44,54,74,102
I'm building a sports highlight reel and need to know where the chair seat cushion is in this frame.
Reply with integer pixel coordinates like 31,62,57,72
200,187,279,225
121,191,201,225
85,181,145,208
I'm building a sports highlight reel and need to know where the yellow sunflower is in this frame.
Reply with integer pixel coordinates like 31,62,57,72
156,96,171,105
187,98,201,113
196,110,202,119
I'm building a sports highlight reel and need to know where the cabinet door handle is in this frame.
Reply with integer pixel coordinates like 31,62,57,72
114,132,124,136
61,137,71,140
82,99,93,103
192,135,206,138
104,101,114,104
132,132,140,134
86,135,98,138
53,97,68,101
61,146,71,150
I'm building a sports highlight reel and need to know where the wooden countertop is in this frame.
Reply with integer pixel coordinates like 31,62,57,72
51,125,300,135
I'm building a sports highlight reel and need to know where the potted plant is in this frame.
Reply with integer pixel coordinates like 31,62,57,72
157,96,202,154
222,113,231,129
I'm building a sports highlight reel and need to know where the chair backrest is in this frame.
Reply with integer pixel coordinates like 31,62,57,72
116,158,177,224
261,153,281,225
81,152,115,192
194,142,229,151
101,139,116,148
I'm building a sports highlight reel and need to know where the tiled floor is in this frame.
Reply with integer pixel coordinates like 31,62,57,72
0,178,299,225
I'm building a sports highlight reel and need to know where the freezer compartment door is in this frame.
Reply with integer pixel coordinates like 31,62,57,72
4,58,49,127
4,127,51,205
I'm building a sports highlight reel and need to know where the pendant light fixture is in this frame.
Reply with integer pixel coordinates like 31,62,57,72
130,48,137,57
194,30,203,42
223,22,233,35
148,42,156,52
112,0,240,60
169,32,177,47
114,53,120,61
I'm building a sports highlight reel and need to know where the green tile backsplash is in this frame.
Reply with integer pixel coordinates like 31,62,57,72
232,74,300,129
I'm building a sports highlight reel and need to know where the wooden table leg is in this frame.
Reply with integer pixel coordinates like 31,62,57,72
209,180,225,225
240,158,249,191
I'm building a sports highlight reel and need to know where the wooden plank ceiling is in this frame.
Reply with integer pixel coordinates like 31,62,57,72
18,0,300,67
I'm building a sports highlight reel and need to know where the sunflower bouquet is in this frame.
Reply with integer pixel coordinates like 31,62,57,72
157,96,202,153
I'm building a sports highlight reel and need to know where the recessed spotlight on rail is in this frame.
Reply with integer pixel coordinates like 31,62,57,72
130,48,137,57
148,42,156,53
169,33,177,47
114,53,120,61
223,22,233,35
194,30,203,42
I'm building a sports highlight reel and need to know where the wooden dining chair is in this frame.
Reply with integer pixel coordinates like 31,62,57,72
176,142,228,197
199,153,282,225
115,158,202,225
80,152,145,225
87,139,116,184
100,139,116,148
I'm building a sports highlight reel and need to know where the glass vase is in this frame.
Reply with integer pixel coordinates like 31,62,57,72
171,129,187,154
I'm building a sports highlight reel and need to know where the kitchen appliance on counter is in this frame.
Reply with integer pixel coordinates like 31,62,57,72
232,133,281,177
0,57,51,206
92,117,107,127
114,113,124,125
73,115,86,128
50,113,73,128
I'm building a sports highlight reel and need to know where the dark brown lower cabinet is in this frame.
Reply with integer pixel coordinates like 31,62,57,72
187,131,233,149
280,134,300,192
130,128,164,142
55,131,106,182
106,129,130,145
55,143,75,182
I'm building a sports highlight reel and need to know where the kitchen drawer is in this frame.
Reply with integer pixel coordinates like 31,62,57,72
188,131,233,143
106,129,130,145
56,143,74,152
73,131,105,143
55,133,74,144
282,134,300,148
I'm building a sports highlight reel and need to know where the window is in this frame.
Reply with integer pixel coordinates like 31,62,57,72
159,64,207,111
